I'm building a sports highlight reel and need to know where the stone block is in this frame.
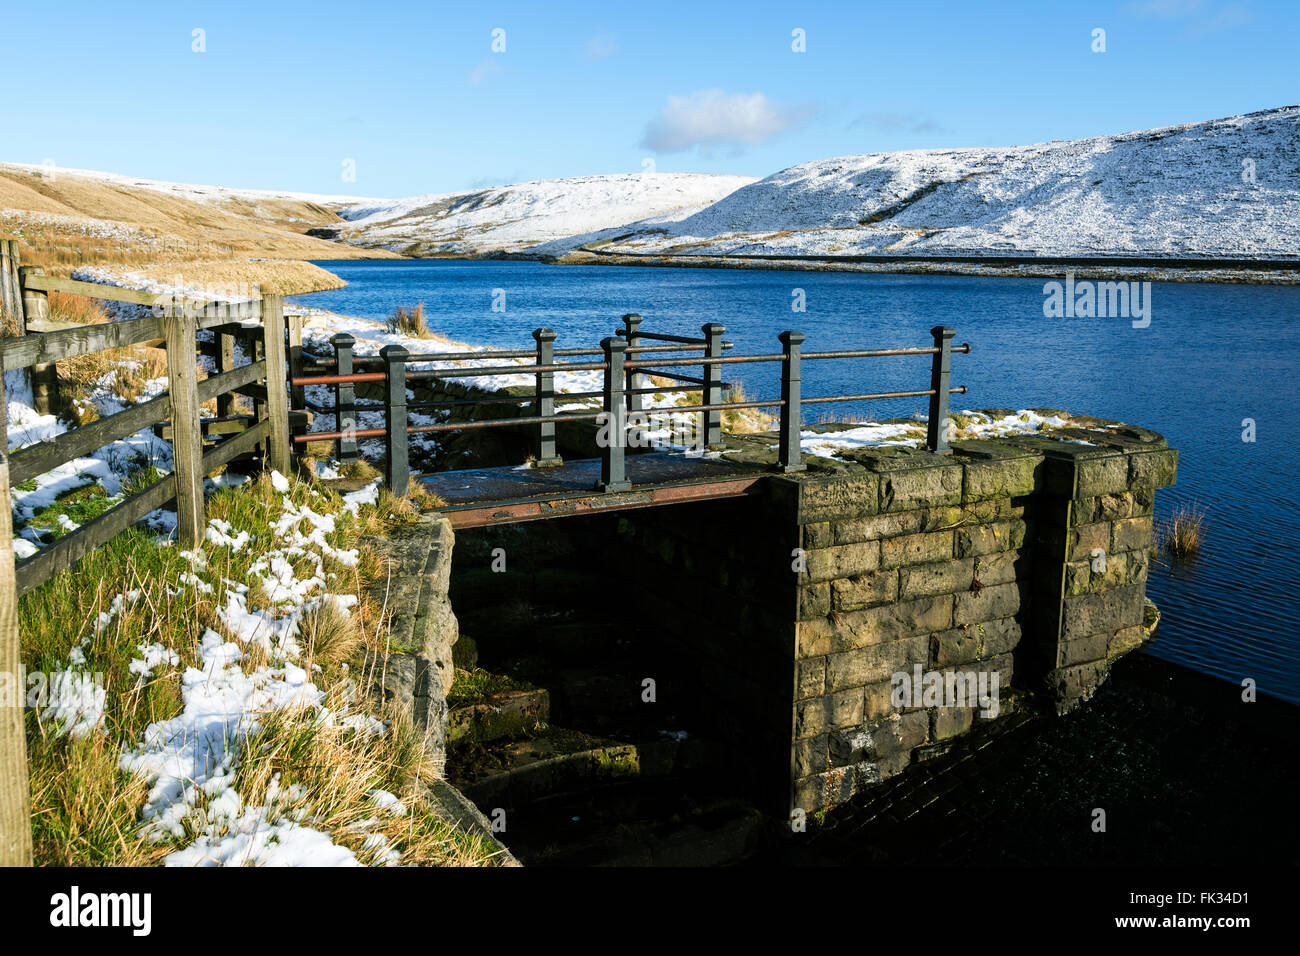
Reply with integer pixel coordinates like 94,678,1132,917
962,454,1040,501
796,472,880,523
826,635,929,691
1129,448,1178,489
931,616,1022,666
881,530,955,568
1057,631,1111,668
1112,516,1154,553
832,569,899,610
1061,586,1143,639
796,657,827,700
1075,454,1132,497
1069,521,1112,561
794,687,864,738
804,541,881,582
953,581,1021,626
828,596,953,652
899,558,975,600
972,549,1020,587
954,519,1026,557
879,463,964,512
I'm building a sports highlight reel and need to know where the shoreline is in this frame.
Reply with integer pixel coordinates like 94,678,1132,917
317,243,1300,285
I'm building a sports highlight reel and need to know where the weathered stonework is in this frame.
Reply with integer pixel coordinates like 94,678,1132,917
608,412,1176,816
363,512,468,773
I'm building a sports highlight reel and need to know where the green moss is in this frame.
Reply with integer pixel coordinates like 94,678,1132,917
446,666,535,709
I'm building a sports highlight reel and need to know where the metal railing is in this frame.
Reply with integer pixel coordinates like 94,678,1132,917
288,316,970,496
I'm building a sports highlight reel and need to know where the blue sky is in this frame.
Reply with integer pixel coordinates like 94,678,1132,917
1,0,1295,197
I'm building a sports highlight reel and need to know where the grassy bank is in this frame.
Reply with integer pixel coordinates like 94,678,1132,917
18,471,504,866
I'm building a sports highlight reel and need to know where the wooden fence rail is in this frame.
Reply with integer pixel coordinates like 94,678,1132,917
0,247,295,594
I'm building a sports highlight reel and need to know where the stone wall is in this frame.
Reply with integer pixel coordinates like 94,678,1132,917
363,511,463,776
611,415,1176,815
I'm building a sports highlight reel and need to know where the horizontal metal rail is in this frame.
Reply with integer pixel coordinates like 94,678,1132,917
299,322,972,493
305,340,732,368
802,386,968,404
802,344,972,360
625,353,784,370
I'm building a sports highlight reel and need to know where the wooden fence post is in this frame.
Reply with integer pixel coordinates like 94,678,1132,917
164,310,204,548
18,266,59,415
0,364,34,866
261,294,292,475
216,324,237,419
287,308,304,456
0,239,18,324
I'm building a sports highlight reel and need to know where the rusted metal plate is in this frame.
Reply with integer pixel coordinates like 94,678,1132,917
416,452,766,528
440,475,763,528
418,452,759,505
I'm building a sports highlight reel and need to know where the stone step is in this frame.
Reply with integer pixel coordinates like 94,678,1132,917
455,727,642,810
447,687,550,746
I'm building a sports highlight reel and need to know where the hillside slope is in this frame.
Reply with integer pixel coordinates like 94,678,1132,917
0,163,394,271
541,106,1300,261
333,173,756,256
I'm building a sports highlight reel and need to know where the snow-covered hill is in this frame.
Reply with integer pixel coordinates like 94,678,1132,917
334,173,756,255
537,106,1300,261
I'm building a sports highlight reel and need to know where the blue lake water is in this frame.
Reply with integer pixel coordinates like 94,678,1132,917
292,258,1300,705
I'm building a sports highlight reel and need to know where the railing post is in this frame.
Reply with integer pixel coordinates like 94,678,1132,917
621,314,643,445
332,333,358,463
927,325,955,454
701,322,725,450
17,265,59,416
382,344,409,496
778,330,806,473
532,328,562,467
596,336,630,492
261,293,292,476
164,309,205,548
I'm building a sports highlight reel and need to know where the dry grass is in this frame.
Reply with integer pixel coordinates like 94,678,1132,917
299,599,364,667
387,302,434,338
1161,503,1206,560
21,470,501,866
127,259,346,296
1,165,399,273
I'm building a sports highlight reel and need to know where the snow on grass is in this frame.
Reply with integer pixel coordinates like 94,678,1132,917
116,474,391,865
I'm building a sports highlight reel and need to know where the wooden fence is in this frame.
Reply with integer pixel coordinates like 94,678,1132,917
0,238,298,597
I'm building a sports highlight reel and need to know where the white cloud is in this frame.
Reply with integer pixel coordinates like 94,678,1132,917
583,31,618,61
641,89,811,154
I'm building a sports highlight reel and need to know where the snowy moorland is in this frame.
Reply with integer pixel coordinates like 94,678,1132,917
333,173,757,256
539,107,1300,261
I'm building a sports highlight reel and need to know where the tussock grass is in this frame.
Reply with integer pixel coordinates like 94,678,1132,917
386,302,434,338
19,470,500,866
1160,503,1206,560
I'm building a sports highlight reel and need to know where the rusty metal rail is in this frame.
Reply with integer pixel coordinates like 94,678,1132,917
286,314,970,496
